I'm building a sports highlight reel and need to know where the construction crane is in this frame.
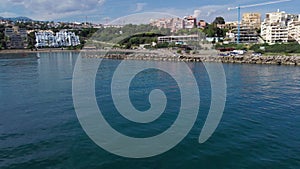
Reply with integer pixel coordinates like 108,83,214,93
228,0,292,44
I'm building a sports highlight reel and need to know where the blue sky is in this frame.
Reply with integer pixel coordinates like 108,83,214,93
0,0,298,23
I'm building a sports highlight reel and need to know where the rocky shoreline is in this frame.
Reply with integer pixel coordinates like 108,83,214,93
81,50,300,66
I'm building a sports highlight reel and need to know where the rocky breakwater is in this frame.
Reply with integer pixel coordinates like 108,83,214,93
178,54,300,66
202,55,300,66
82,49,180,62
81,49,300,66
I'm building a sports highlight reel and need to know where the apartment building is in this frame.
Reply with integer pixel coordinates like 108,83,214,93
224,21,258,44
223,21,238,30
261,10,299,44
4,28,14,37
242,13,261,29
288,20,300,43
4,26,28,49
150,18,184,33
233,25,259,43
150,16,197,32
35,30,80,48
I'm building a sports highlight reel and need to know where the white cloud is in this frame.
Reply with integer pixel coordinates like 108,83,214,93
2,0,106,21
109,12,179,25
194,5,228,18
193,10,201,18
134,3,147,12
151,4,237,23
106,2,241,24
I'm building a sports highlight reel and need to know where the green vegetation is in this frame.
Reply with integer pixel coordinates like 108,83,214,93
174,28,202,35
118,32,162,48
215,42,300,54
67,45,84,50
71,28,98,39
0,35,4,50
215,43,249,50
201,16,228,37
27,32,36,49
203,24,227,37
156,42,170,48
0,24,4,49
91,24,171,44
117,32,186,49
71,28,98,48
250,43,300,53
213,16,225,24
81,24,171,49
115,31,198,50
14,22,27,28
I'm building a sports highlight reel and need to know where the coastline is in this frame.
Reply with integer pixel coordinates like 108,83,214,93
1,48,300,66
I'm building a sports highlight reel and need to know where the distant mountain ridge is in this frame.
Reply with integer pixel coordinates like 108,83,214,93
0,16,33,22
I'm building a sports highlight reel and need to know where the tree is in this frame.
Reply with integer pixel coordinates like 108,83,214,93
0,32,4,41
203,23,227,37
156,42,168,48
27,32,36,49
203,24,216,37
213,16,225,25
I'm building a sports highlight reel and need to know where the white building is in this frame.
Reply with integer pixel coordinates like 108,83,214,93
261,10,299,44
158,35,199,43
288,20,300,43
261,24,289,44
35,30,80,48
183,16,197,29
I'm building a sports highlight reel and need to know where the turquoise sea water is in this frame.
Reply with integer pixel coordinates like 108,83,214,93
0,52,299,169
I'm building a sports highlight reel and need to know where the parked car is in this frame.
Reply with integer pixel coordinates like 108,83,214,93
233,50,246,55
252,52,262,57
219,53,229,56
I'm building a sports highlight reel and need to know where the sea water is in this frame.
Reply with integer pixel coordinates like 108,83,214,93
0,52,299,169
